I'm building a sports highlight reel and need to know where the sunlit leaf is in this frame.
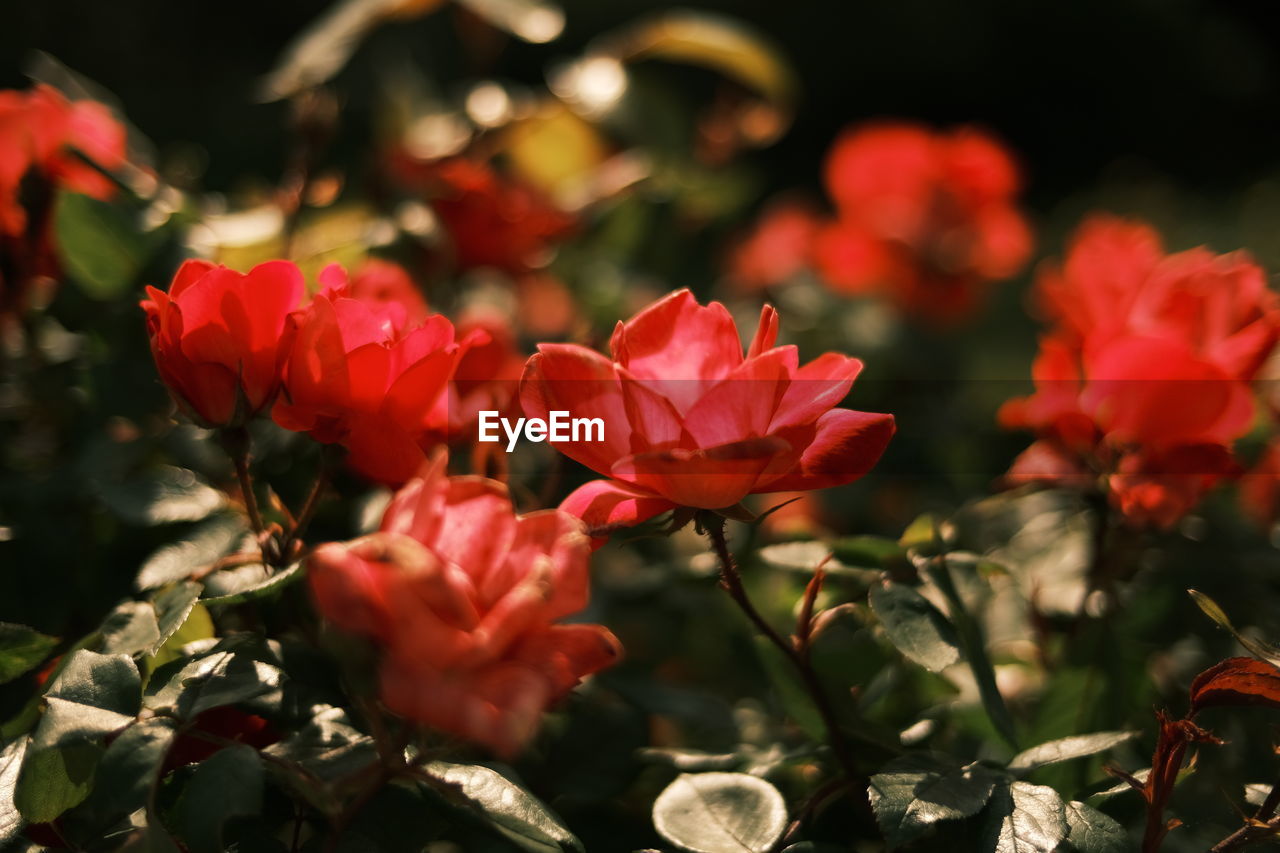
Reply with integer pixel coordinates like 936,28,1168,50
1060,800,1131,852
14,651,141,822
0,738,28,845
1008,732,1137,776
869,754,1002,849
979,781,1067,853
421,760,583,853
97,466,225,526
652,772,787,853
200,562,305,606
136,513,248,590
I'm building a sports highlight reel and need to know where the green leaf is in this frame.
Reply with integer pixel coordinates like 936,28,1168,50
979,781,1067,853
13,651,142,822
171,744,264,853
868,754,1002,849
1008,732,1137,776
97,466,225,526
1060,800,1131,852
12,741,101,824
54,191,151,300
0,737,28,845
136,513,249,590
870,579,962,673
145,635,282,719
265,708,377,782
99,601,162,656
0,623,59,684
148,599,214,672
900,514,943,554
829,535,909,569
201,562,305,606
80,716,178,820
44,650,141,718
422,761,584,853
151,583,202,655
652,772,788,853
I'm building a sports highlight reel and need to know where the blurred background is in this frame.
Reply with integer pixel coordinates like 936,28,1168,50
6,3,1280,849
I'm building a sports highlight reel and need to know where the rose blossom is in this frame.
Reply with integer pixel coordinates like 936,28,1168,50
308,455,620,757
1000,215,1280,527
142,259,304,427
811,121,1032,322
520,289,894,530
273,264,480,485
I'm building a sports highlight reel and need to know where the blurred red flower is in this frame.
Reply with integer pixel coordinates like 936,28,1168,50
811,122,1032,322
394,156,575,275
1000,215,1280,527
726,199,822,291
450,306,526,439
142,259,304,427
308,455,620,758
1,84,127,317
274,264,480,484
521,289,895,530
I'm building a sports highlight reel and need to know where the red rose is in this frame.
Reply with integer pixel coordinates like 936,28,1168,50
142,259,304,427
520,289,894,530
0,84,126,238
812,121,1032,322
273,264,479,484
1000,215,1280,527
1,84,127,318
308,455,620,758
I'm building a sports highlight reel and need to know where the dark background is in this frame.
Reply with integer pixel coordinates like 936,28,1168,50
4,0,1280,203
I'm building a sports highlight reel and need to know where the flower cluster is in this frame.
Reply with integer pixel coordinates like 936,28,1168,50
142,257,495,484
812,122,1033,321
0,84,126,317
521,289,895,530
1000,215,1280,527
142,251,894,756
308,456,620,757
726,122,1032,322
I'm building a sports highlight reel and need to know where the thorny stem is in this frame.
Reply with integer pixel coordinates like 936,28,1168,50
1208,776,1280,852
284,464,329,552
222,427,265,536
701,514,860,785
